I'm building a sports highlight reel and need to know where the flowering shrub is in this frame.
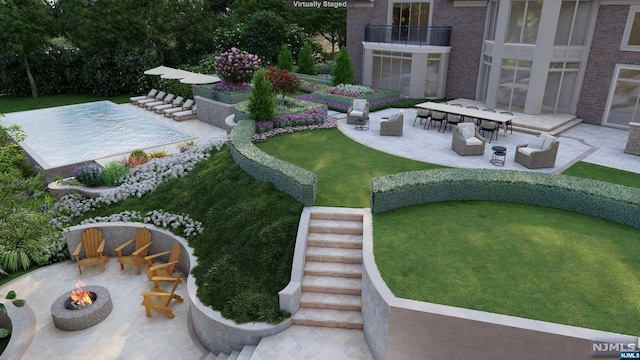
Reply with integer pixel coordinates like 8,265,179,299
252,116,338,142
298,80,330,93
255,108,326,133
213,48,261,84
42,235,69,264
326,84,380,97
265,67,300,99
51,139,227,230
73,163,104,186
211,81,252,92
79,210,204,239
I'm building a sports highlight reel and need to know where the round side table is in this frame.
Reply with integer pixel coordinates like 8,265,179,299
490,146,506,166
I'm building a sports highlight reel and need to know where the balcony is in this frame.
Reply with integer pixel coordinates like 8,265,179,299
364,25,451,47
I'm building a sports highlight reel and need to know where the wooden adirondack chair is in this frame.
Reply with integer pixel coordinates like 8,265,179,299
73,227,108,274
144,243,180,281
140,275,184,318
115,227,152,274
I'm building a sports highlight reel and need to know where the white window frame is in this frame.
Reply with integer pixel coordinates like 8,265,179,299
602,64,640,128
387,0,433,27
621,5,640,52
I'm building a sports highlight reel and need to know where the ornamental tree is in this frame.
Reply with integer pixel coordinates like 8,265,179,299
297,41,316,75
277,44,294,72
248,69,276,121
265,67,300,100
213,48,261,84
333,46,354,85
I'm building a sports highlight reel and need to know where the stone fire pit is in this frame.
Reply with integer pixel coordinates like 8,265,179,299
51,285,112,331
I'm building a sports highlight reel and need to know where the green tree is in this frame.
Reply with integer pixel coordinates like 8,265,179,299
242,11,288,64
248,69,276,121
332,47,354,85
0,0,57,98
297,42,316,75
277,44,294,71
230,0,287,20
295,8,346,59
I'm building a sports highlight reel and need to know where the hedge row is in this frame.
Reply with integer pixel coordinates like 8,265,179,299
371,168,640,229
294,73,334,86
310,87,402,104
229,120,317,206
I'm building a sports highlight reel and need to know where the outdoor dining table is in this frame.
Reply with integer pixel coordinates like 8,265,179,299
415,102,514,138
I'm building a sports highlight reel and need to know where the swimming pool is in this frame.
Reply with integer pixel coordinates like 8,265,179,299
1,101,192,169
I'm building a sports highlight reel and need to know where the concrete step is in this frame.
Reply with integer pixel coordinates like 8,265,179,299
227,350,240,360
305,247,362,264
300,292,362,311
549,118,583,136
307,233,362,249
304,261,362,278
292,308,363,330
217,353,229,360
309,219,363,235
204,353,218,360
237,345,256,360
302,275,361,295
310,211,363,222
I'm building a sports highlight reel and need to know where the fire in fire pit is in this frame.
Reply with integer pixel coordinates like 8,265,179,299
51,284,112,331
66,280,96,310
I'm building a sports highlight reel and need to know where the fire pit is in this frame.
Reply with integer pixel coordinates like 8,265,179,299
51,283,112,331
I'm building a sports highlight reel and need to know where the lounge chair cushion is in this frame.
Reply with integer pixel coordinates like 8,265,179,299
540,133,556,150
465,137,483,146
518,147,540,156
353,99,367,112
527,137,545,150
350,110,364,117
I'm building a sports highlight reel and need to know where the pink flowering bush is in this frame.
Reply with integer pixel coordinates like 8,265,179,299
213,48,261,84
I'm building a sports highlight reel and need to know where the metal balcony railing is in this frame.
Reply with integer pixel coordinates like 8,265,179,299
364,25,452,47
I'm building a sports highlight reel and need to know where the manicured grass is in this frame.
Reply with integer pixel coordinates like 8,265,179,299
256,129,444,207
0,94,130,114
562,161,640,189
373,201,640,336
79,147,303,323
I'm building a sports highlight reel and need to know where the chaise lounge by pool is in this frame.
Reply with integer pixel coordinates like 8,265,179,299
1,101,193,176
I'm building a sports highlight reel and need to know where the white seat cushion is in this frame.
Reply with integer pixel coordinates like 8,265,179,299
458,123,474,139
518,147,540,156
350,110,364,117
465,137,483,146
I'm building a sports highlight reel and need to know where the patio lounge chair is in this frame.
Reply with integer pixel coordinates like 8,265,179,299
172,105,197,121
145,242,181,281
137,91,166,107
115,227,152,274
141,275,184,318
130,89,158,104
514,133,559,169
347,99,370,125
73,227,108,275
452,123,486,156
144,93,175,110
380,110,404,136
163,99,194,117
153,96,184,113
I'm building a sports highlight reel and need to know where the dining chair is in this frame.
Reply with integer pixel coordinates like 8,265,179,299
413,108,430,127
500,111,514,134
425,110,446,131
465,106,480,125
479,119,498,143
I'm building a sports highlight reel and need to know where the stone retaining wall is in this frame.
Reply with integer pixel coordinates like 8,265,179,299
63,223,290,355
195,96,235,133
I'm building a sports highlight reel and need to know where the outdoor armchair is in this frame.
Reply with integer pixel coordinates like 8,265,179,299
452,123,486,156
380,110,404,136
514,133,559,169
347,99,370,125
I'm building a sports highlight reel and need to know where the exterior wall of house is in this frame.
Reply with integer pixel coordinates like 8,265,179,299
347,1,389,84
432,0,486,100
577,4,640,125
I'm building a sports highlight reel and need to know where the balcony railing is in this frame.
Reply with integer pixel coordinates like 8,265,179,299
364,25,452,47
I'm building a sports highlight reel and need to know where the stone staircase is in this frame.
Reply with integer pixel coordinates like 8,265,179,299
204,345,256,360
292,208,364,330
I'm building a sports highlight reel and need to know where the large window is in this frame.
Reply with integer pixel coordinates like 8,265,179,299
371,50,413,95
425,53,441,98
485,0,500,41
497,59,532,110
554,1,593,46
392,1,430,27
505,0,543,44
604,65,640,128
542,62,580,114
622,5,640,52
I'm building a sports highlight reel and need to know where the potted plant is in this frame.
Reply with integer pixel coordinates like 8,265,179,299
0,291,26,339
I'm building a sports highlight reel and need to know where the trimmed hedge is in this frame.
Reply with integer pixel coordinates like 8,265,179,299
229,120,317,206
295,73,333,86
371,168,640,229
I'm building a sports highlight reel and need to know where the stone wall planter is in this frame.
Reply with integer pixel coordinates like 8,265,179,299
213,91,251,105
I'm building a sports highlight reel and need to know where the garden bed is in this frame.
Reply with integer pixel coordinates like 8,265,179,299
298,84,404,112
233,97,326,121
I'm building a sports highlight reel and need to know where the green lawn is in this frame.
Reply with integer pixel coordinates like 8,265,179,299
256,129,444,207
373,201,640,336
0,94,130,114
562,161,640,189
